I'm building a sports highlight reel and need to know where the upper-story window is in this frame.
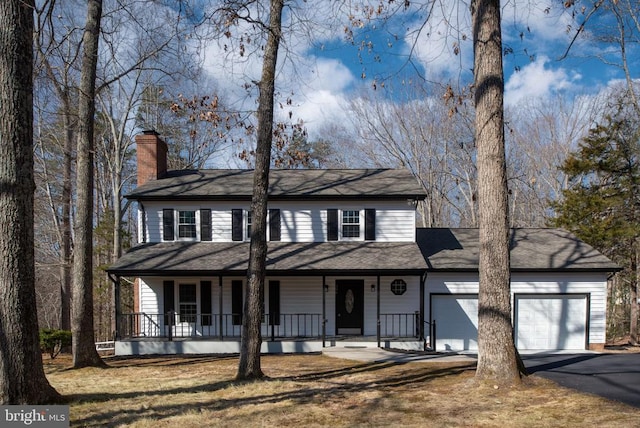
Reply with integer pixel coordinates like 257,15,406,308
342,210,360,238
232,208,281,242
163,208,206,242
178,210,197,239
328,208,375,242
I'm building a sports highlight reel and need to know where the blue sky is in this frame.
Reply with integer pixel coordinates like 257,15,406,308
196,1,636,139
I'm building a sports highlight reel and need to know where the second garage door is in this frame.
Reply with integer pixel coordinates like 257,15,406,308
514,294,588,351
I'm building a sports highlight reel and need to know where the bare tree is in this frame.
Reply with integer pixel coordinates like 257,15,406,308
237,0,285,380
348,84,477,227
72,0,105,368
0,0,61,404
505,93,604,226
33,0,86,332
472,0,521,384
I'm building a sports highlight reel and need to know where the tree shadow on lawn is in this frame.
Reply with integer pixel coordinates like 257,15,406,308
104,354,239,368
71,360,476,426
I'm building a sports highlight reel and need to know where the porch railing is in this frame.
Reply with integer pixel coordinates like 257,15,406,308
379,312,420,338
118,311,421,341
117,312,323,340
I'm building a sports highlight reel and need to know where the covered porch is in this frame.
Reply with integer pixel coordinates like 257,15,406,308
107,241,431,355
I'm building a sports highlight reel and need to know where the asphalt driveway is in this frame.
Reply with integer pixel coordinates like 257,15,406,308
523,353,640,408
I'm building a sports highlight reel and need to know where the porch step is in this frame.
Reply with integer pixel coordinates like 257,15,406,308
326,339,424,351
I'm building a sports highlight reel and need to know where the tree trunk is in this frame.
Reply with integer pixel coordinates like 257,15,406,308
60,108,73,332
631,238,639,345
236,0,284,381
72,0,105,368
0,0,61,404
472,0,520,384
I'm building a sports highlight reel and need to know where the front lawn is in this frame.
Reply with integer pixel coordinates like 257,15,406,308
44,353,640,427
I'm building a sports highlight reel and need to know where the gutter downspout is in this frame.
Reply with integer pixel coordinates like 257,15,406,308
420,271,427,347
376,275,381,348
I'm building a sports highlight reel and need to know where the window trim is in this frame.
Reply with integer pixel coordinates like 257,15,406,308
340,209,364,241
177,209,198,240
178,283,197,323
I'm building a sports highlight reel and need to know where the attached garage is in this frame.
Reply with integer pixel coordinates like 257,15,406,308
514,294,588,351
420,225,620,353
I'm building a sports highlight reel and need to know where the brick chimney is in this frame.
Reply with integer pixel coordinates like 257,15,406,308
135,130,168,187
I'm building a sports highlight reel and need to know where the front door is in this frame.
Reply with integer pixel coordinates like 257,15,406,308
336,280,364,335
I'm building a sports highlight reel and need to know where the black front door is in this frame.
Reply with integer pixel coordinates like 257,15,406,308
336,280,364,335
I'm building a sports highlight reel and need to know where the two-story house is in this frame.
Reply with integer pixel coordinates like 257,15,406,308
107,131,619,356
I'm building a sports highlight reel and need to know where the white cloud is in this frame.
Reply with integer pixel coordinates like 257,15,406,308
403,2,473,79
278,58,356,137
505,56,581,106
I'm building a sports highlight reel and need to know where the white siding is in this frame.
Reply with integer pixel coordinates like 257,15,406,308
141,200,416,243
425,272,609,348
325,275,420,336
135,275,422,338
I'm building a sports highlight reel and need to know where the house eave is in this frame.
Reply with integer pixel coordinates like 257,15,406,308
125,194,427,202
106,268,428,277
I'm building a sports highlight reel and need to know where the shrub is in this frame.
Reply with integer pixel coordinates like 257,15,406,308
40,328,72,359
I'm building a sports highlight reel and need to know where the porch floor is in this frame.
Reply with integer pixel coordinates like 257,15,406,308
114,335,426,356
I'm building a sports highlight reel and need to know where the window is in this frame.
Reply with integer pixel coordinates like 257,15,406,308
390,279,407,296
178,210,197,239
342,210,360,238
179,284,197,323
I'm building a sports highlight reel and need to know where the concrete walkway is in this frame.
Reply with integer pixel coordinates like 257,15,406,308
322,346,477,363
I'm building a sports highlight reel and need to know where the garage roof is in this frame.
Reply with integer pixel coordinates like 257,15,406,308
417,228,620,272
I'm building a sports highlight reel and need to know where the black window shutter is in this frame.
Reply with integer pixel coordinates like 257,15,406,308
365,209,376,241
269,209,281,241
140,203,146,243
200,281,212,326
327,209,338,241
200,209,212,241
269,280,280,325
232,280,243,325
231,209,243,241
163,209,174,241
163,280,175,325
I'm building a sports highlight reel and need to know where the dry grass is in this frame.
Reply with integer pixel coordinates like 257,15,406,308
44,353,640,427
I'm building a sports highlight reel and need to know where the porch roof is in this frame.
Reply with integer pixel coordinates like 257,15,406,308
107,241,429,277
417,228,620,272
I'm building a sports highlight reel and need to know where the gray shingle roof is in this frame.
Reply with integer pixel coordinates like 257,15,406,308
107,241,429,276
127,169,427,201
107,228,620,276
417,228,620,272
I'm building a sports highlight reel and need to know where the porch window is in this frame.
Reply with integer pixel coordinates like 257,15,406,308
179,284,197,323
390,279,407,296
342,210,360,238
178,210,197,239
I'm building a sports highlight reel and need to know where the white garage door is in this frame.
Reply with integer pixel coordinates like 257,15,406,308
515,295,587,351
432,295,478,352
